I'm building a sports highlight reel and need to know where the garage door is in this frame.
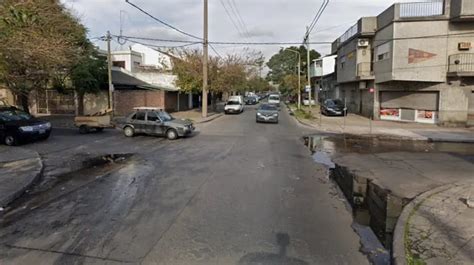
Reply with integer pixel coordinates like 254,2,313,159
380,91,439,111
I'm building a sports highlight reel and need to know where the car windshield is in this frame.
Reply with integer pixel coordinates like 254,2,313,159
269,96,279,101
158,111,174,122
260,104,277,111
327,100,344,107
0,109,33,121
227,101,240,105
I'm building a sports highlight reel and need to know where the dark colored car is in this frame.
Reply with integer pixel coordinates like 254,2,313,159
321,99,347,116
256,104,279,123
122,108,194,140
244,96,258,105
0,107,52,146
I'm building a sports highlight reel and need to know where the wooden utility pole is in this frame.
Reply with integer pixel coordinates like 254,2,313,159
106,31,114,114
202,0,209,118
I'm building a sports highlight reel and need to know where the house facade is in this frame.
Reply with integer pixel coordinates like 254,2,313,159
310,55,337,101
332,0,474,126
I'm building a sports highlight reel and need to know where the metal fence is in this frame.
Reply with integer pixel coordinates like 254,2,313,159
448,53,474,73
340,23,359,43
399,1,444,18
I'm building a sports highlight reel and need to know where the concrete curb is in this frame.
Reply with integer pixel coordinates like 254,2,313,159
392,183,459,265
288,106,473,143
0,154,43,208
196,113,224,124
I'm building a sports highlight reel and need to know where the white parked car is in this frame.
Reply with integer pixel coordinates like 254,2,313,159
224,96,244,114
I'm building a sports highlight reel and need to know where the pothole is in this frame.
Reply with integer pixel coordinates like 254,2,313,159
1,153,134,225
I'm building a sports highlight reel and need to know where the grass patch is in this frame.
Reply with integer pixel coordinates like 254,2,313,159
294,109,315,120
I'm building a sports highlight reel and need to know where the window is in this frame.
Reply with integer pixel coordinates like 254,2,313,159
147,112,160,122
134,112,146,121
113,61,126,68
376,43,391,61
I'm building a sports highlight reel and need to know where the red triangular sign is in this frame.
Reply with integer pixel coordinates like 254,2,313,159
408,48,436,64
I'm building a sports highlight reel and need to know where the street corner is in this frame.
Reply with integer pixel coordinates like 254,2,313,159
0,147,43,208
393,183,474,265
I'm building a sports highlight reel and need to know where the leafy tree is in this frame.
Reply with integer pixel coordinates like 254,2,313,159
0,0,88,112
280,74,301,96
71,47,108,115
172,49,266,108
266,46,320,85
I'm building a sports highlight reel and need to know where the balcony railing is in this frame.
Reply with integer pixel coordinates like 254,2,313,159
399,1,444,18
340,23,359,43
448,53,474,74
357,62,374,78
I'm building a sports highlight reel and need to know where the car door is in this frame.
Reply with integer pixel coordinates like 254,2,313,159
145,111,164,135
132,111,147,133
0,120,5,140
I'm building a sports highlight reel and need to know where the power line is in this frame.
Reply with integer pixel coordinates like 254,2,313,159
209,44,223,59
125,0,202,40
305,0,330,40
114,31,474,47
228,0,250,38
219,0,245,38
114,36,200,49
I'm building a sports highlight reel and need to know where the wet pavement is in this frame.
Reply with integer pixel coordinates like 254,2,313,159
0,106,369,264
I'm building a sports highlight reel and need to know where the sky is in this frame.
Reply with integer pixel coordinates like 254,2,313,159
62,0,437,60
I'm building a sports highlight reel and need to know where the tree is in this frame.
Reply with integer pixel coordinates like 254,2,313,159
280,74,301,96
266,46,320,85
172,49,266,107
70,47,108,115
0,0,88,112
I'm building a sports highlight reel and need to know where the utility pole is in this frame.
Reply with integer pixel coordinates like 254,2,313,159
306,26,312,110
106,31,114,114
202,0,209,118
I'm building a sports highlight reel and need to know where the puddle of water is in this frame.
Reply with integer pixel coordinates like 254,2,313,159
304,135,474,156
352,223,391,265
312,151,335,169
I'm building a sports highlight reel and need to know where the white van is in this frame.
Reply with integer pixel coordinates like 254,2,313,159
224,96,244,114
268,94,280,106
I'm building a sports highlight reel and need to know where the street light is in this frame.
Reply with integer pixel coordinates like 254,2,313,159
285,48,301,110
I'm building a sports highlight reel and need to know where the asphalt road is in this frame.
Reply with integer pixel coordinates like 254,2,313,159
0,105,369,265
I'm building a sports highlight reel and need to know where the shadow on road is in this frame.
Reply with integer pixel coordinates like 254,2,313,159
237,233,309,265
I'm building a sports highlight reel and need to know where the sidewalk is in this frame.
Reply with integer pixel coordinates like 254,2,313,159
393,182,474,265
288,105,474,143
0,147,43,208
172,108,224,124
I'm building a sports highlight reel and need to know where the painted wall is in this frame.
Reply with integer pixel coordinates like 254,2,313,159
131,43,172,70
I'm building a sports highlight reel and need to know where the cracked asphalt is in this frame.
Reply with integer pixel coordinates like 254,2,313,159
0,105,369,265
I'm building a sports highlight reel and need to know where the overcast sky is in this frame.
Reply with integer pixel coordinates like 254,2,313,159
62,0,436,60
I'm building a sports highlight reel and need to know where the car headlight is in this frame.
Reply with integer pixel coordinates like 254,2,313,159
257,113,263,116
272,113,278,117
44,122,51,128
20,126,34,132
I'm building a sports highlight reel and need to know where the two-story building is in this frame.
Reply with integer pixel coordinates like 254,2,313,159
331,17,378,118
374,0,474,126
310,55,337,101
332,0,474,126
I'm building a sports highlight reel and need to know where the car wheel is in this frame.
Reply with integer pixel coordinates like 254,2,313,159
96,127,104,132
166,129,178,140
124,126,135,137
79,125,89,134
4,135,18,146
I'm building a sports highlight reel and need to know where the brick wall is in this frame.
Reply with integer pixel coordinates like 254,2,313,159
114,90,165,116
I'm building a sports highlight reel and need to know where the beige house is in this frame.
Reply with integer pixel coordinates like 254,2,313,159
332,0,474,126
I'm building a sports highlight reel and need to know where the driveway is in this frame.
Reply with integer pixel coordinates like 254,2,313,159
0,105,368,265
